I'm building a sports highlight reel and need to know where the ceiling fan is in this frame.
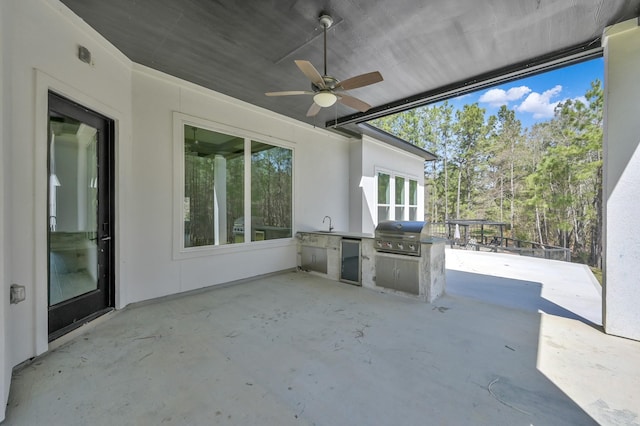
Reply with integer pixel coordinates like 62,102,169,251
266,14,383,117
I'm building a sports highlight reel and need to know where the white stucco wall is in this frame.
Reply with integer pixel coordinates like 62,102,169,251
127,66,352,303
349,139,364,233
603,18,640,341
359,135,426,234
3,0,133,385
0,0,356,405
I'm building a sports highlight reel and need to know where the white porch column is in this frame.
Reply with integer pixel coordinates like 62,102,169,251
0,1,7,420
0,149,6,426
214,155,227,245
603,18,640,341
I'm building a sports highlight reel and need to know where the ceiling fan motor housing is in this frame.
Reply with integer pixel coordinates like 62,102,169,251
312,76,339,92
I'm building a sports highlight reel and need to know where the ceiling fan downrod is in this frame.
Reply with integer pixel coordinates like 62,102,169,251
319,14,333,77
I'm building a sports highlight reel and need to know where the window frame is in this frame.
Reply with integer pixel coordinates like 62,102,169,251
375,167,420,223
173,112,295,259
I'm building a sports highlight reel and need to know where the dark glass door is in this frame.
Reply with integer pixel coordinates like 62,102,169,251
47,92,114,340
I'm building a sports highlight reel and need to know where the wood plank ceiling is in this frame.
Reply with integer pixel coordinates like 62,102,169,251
60,0,639,133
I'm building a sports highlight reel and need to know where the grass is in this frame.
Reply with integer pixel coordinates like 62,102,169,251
590,266,603,285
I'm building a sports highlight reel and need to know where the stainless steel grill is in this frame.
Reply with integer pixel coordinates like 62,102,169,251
374,221,428,256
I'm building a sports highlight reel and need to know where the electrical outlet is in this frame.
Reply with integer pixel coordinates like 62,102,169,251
10,284,25,304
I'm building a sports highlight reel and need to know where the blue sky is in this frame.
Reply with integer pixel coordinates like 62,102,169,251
442,57,603,130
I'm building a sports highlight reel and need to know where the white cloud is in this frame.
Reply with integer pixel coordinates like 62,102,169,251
478,86,531,106
516,85,563,119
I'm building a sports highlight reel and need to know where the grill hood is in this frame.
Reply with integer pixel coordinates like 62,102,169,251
374,221,429,256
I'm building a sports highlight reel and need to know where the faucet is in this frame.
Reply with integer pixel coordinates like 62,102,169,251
323,216,334,232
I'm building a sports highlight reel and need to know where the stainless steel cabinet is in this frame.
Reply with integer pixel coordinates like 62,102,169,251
301,246,327,274
375,255,419,295
340,239,361,285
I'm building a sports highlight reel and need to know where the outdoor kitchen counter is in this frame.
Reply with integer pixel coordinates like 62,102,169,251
302,231,374,239
296,232,373,283
297,231,446,303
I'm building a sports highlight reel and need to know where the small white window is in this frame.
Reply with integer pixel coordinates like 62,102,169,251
377,171,420,223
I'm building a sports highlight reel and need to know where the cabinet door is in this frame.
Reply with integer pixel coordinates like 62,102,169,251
341,239,361,284
375,255,419,295
375,255,397,289
394,257,420,295
301,246,327,274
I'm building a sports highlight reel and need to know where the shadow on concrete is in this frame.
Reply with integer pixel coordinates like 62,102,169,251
446,269,597,327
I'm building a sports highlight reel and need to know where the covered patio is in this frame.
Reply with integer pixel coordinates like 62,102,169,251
3,1,640,422
5,250,638,425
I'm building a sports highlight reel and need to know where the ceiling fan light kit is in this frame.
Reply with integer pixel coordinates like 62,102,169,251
313,91,337,107
266,13,383,117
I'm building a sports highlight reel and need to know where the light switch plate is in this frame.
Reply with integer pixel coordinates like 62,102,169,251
10,284,25,304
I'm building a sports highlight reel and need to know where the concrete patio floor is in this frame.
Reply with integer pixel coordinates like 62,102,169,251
4,250,640,425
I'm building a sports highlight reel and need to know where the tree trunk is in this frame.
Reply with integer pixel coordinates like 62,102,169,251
543,208,549,244
536,206,543,245
592,165,603,267
456,168,462,219
510,142,515,238
499,176,504,222
444,156,449,221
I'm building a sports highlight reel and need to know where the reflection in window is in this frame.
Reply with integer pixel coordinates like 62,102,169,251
395,176,405,220
378,172,390,221
409,179,418,220
251,141,292,241
183,125,292,248
184,125,244,247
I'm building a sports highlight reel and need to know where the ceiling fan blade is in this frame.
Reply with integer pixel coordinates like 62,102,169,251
338,94,372,112
338,71,383,90
306,102,322,117
295,60,325,88
265,90,313,96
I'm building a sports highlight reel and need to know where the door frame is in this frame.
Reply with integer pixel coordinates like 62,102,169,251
47,91,115,340
34,72,121,353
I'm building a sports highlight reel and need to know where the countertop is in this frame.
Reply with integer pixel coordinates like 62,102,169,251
298,231,446,243
297,231,374,239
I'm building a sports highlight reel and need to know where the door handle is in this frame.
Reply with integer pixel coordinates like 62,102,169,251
101,236,112,241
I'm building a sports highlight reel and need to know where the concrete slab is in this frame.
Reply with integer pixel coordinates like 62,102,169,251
5,268,639,425
446,248,603,326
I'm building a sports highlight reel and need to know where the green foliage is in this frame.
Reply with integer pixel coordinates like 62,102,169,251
369,79,604,266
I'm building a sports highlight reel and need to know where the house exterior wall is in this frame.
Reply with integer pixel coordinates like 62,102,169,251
359,135,426,234
603,18,640,341
127,66,352,303
349,139,364,233
0,0,361,414
2,0,134,413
